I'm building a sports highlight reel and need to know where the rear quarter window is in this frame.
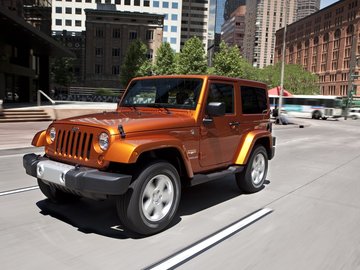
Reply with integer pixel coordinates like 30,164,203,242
240,86,268,114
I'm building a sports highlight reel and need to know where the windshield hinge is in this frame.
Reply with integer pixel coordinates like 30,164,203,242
118,124,126,138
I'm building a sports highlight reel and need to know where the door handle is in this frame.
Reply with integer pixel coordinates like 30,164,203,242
229,121,240,127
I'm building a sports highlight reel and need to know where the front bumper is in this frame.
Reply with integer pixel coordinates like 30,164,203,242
23,153,132,196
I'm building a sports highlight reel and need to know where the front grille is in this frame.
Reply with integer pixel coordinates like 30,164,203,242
55,129,94,160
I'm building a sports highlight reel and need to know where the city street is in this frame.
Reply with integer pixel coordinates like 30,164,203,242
1,118,360,270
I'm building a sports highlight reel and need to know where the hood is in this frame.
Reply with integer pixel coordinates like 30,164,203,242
55,110,196,135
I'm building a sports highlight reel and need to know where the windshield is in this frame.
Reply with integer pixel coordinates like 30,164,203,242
120,78,203,110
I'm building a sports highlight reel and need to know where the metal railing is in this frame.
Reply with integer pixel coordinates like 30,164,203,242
37,90,56,106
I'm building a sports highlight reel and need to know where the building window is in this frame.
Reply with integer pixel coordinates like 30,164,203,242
171,26,177,32
65,8,72,14
125,0,130,5
112,65,120,75
171,14,178,21
85,0,91,2
55,19,62,25
95,48,103,56
172,2,178,8
170,37,176,44
112,48,121,56
153,1,159,7
113,28,121,38
163,1,169,8
146,49,153,60
96,28,104,38
129,31,137,40
65,20,72,26
115,0,121,3
75,20,81,26
164,25,168,32
144,0,149,6
95,65,103,74
146,30,154,40
75,8,81,14
76,0,81,2
55,7,62,13
134,0,140,6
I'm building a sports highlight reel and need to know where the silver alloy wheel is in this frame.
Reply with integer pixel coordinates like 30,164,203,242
141,174,174,222
251,153,266,186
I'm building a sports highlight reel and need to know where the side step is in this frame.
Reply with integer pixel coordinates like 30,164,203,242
190,166,244,187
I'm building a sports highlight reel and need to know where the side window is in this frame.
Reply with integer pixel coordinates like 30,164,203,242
241,86,267,114
207,83,234,114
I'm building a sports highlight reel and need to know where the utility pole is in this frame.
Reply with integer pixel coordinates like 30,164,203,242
344,24,359,120
278,0,288,125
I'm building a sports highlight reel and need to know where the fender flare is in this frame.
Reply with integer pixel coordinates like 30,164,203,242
234,130,271,165
31,130,47,147
104,135,194,178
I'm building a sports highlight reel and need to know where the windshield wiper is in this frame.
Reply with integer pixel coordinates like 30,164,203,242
146,104,171,114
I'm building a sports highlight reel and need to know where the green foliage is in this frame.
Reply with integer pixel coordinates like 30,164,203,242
176,37,207,74
50,57,75,87
120,40,148,87
153,42,176,75
211,41,255,79
94,88,116,96
258,63,319,95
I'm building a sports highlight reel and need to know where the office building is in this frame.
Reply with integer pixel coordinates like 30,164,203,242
180,0,210,50
84,8,164,88
221,4,246,50
275,0,360,96
243,0,297,68
52,0,182,52
296,0,320,21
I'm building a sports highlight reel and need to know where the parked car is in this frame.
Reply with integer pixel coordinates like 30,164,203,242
348,108,360,120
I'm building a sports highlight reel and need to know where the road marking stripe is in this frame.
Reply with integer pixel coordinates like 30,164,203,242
146,208,272,270
0,152,43,159
0,186,39,197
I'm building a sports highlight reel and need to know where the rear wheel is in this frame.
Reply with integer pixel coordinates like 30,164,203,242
236,145,268,193
116,161,181,236
313,111,321,119
37,179,80,203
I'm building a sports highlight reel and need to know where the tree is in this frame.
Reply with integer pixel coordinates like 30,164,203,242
120,40,148,87
176,37,207,74
153,42,176,75
258,63,319,95
211,41,255,79
50,57,75,87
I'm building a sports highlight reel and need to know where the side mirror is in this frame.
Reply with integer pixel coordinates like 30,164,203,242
206,102,226,117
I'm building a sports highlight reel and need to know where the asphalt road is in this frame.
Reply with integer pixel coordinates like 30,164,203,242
1,118,360,270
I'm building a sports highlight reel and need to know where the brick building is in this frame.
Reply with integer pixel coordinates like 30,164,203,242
275,0,360,96
84,7,164,88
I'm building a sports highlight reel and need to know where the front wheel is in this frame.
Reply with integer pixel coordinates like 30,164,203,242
236,145,268,193
116,161,181,236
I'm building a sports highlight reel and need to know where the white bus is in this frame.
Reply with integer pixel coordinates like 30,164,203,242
269,95,343,120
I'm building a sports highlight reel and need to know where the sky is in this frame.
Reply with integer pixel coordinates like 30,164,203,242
320,0,339,9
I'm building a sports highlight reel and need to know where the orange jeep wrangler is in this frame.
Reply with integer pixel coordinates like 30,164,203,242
23,75,275,235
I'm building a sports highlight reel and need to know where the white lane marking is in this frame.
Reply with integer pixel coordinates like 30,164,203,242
0,152,43,159
0,186,39,197
147,208,272,270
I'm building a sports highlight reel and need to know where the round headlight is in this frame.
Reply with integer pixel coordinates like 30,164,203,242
49,127,56,142
99,132,109,151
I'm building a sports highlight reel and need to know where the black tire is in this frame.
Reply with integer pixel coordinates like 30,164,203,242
313,111,321,119
116,161,181,236
236,145,268,193
322,117,327,120
37,179,80,203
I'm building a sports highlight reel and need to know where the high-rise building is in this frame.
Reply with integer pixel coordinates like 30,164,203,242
223,0,245,21
180,0,210,50
221,4,246,50
275,0,360,96
52,0,182,52
296,0,320,21
243,0,297,68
